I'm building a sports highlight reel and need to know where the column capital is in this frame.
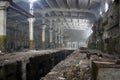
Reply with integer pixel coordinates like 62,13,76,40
0,1,9,9
28,18,35,23
42,25,46,30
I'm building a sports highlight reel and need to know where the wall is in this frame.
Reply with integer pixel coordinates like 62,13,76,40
88,0,119,54
0,49,74,80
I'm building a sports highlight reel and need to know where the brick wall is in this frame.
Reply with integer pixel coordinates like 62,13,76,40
88,1,119,54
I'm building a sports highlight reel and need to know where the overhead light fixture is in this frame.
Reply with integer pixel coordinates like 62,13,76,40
29,0,36,3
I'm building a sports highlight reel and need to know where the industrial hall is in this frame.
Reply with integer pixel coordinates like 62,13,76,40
0,0,119,80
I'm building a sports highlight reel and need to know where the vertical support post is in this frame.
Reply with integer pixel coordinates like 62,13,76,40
61,35,64,47
58,24,61,48
28,18,35,50
55,24,58,48
49,30,53,43
49,20,53,48
42,24,46,49
28,1,35,50
60,27,64,47
41,13,47,50
0,1,9,52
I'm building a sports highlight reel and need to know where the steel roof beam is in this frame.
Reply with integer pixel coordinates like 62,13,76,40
35,16,95,22
6,0,34,18
35,8,97,19
9,15,94,24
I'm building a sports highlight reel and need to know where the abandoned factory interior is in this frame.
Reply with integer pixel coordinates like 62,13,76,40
0,0,119,80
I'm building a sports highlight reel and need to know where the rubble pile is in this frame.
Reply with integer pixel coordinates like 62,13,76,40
41,48,120,80
41,49,92,80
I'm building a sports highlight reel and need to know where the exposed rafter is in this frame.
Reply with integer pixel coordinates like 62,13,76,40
35,8,97,18
7,0,103,31
8,15,94,26
7,0,34,18
45,0,58,16
36,1,51,16
55,0,66,17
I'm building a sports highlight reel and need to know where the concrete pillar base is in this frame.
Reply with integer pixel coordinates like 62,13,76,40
29,40,34,50
42,41,45,49
42,24,46,50
49,42,54,49
0,35,6,52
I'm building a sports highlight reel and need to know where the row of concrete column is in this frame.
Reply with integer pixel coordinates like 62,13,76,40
0,1,64,51
28,20,64,50
28,18,64,50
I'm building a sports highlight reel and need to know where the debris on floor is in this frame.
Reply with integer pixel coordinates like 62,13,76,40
41,49,92,80
41,49,120,80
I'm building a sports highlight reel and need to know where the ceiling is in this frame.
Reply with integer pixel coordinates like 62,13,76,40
7,0,112,29
6,0,113,42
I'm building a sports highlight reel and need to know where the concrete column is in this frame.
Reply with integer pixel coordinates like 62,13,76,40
58,33,61,47
67,42,70,48
28,18,35,50
58,27,61,47
49,20,53,48
61,35,63,47
55,31,58,48
60,28,64,47
49,29,53,43
55,25,58,48
0,1,9,52
28,1,35,50
42,25,46,49
49,29,53,49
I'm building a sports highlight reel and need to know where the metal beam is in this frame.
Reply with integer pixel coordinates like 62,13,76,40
51,22,91,31
55,0,66,16
35,8,97,18
36,0,52,16
45,0,58,16
6,0,34,18
9,15,94,25
35,16,95,22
